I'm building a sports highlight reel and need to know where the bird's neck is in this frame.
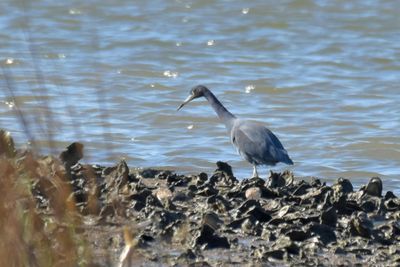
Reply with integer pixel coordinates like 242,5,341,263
203,90,236,129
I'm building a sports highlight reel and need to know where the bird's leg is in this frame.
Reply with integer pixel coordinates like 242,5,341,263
252,165,259,178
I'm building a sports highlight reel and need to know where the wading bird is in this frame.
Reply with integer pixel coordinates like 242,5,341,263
177,85,293,178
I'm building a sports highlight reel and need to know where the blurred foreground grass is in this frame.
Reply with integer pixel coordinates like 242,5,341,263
0,129,92,266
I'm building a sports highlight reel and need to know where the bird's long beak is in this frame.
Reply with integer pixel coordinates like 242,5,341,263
177,94,195,111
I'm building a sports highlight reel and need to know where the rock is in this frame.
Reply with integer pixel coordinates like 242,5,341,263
384,191,397,200
227,216,255,230
285,228,310,242
154,187,173,204
310,177,322,187
155,170,174,179
59,142,84,171
267,172,286,188
261,227,277,241
385,197,400,212
202,211,223,230
130,188,152,203
245,206,271,223
172,191,191,202
139,168,160,178
349,212,373,238
194,172,208,186
177,249,197,261
215,161,234,177
167,174,190,187
292,182,311,196
245,187,262,200
209,161,238,187
102,160,129,193
364,177,383,197
240,217,261,235
258,249,286,260
192,223,230,249
360,198,381,213
196,184,219,197
334,177,354,194
267,171,295,188
206,195,232,213
300,186,332,205
273,235,300,255
235,199,258,215
149,210,184,230
145,194,164,209
308,223,336,245
320,207,337,227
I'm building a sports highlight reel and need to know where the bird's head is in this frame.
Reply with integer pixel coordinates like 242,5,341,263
177,85,208,110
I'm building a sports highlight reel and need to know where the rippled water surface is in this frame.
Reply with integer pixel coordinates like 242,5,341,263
1,0,399,191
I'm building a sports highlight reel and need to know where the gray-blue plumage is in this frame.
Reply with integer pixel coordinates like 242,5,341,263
178,85,293,177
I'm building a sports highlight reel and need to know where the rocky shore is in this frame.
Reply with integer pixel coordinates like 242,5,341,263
2,137,400,266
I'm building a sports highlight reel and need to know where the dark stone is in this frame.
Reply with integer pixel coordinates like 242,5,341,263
292,182,311,196
385,191,397,200
150,210,185,229
334,247,346,254
262,249,285,260
196,185,219,197
268,172,286,188
155,170,174,179
139,168,160,178
244,205,271,222
227,216,256,229
236,199,259,214
193,223,230,249
206,195,233,212
59,142,84,171
360,199,380,213
102,160,129,193
132,200,146,211
195,172,208,186
308,223,336,245
349,212,373,238
337,177,354,194
178,249,197,260
285,229,310,241
310,177,322,187
139,234,155,243
385,198,400,211
364,177,383,197
145,194,163,208
167,174,191,187
320,207,337,227
130,188,152,202
273,236,300,254
188,184,198,192
202,211,223,230
215,161,234,177
172,191,191,202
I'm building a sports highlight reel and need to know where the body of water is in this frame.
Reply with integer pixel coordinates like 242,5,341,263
1,0,399,191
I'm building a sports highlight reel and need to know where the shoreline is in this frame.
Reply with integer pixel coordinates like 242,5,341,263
1,137,400,266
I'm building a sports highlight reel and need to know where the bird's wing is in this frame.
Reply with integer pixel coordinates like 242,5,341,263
231,121,292,165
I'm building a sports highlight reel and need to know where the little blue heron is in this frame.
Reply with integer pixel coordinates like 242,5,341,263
177,85,293,178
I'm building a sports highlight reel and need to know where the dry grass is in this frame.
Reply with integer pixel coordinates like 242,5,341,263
0,139,92,267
